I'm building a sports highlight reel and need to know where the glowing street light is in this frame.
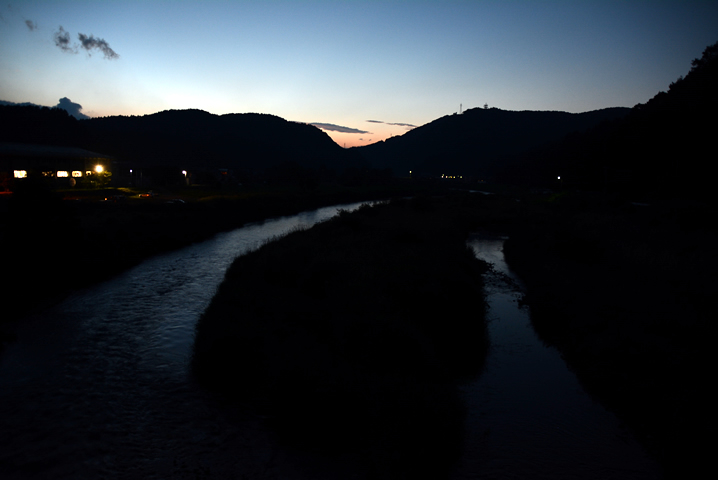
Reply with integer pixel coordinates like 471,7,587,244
95,165,104,174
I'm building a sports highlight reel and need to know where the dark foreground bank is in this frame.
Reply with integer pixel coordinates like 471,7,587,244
192,196,491,478
0,181,450,325
503,192,715,478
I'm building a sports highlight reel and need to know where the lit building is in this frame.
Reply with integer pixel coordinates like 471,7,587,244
0,143,113,191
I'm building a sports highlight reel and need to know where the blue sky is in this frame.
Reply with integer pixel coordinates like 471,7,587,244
1,1,717,147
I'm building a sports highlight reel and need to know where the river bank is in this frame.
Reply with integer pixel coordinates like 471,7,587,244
502,192,715,478
192,195,494,478
454,234,660,479
0,180,453,325
0,201,388,479
0,187,683,478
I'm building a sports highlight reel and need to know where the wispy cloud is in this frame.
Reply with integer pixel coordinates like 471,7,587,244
78,33,119,60
310,123,370,134
54,26,75,53
25,19,37,31
366,119,417,130
52,26,119,59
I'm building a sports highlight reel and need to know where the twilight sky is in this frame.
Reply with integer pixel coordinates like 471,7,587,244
1,1,717,147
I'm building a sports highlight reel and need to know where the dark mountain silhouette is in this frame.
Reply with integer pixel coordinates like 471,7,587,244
497,41,718,199
2,40,715,196
352,107,630,178
82,110,348,171
1,103,629,185
0,107,354,182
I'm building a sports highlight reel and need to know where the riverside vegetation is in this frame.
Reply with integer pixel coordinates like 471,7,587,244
193,188,714,478
191,195,495,478
503,192,715,478
0,179,442,323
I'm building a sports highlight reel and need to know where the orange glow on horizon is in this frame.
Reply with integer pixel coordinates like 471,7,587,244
319,121,416,149
89,108,416,150
323,130,387,149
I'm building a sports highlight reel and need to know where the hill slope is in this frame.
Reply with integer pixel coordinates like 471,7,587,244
498,41,718,198
83,110,347,171
0,107,351,178
354,107,630,178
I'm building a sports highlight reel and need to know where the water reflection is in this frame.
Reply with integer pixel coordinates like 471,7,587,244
453,234,661,479
0,202,367,480
0,215,662,479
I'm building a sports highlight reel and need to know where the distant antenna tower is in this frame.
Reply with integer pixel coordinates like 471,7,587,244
460,103,462,114
484,103,489,109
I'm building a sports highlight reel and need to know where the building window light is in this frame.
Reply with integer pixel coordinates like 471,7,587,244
72,171,82,177
86,170,93,176
57,171,69,178
14,170,27,178
42,171,54,177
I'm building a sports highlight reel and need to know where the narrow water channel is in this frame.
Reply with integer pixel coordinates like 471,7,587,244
0,203,368,480
454,234,661,479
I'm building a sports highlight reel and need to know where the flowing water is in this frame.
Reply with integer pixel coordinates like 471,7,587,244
0,203,368,480
0,209,661,479
453,234,661,479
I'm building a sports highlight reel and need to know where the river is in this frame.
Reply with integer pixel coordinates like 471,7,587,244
454,234,661,479
0,203,370,479
0,206,661,479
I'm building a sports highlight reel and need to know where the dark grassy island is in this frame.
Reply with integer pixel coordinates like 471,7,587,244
192,195,491,478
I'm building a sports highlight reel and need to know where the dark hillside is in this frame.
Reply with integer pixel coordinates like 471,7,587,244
500,41,718,199
354,107,629,178
0,107,352,178
83,110,348,171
